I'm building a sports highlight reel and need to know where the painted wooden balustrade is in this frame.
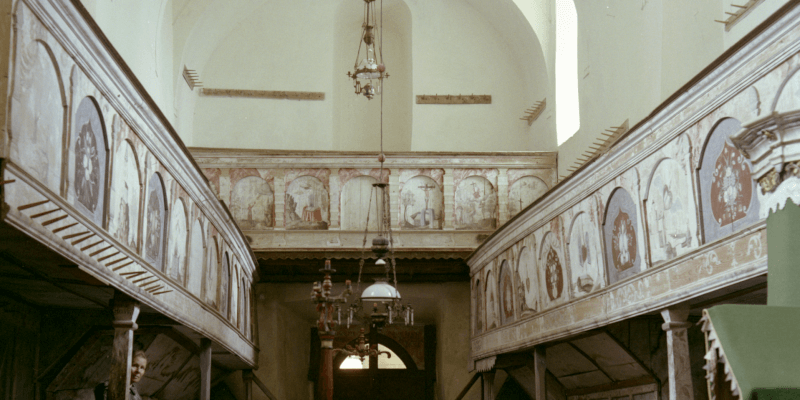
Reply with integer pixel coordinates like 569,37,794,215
467,1,800,367
190,149,556,255
0,0,257,367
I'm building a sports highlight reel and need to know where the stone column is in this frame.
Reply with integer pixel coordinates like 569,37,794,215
388,169,400,230
328,168,341,229
482,372,496,400
199,338,212,400
273,169,286,230
109,292,140,400
661,308,695,400
533,346,546,400
497,168,509,225
443,168,455,230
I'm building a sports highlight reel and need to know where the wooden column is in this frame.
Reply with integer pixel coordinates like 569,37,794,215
661,308,695,400
329,168,341,229
317,333,335,400
533,346,546,400
242,369,254,400
482,372,496,400
109,292,140,400
497,168,509,224
273,169,286,229
199,338,212,400
443,168,455,230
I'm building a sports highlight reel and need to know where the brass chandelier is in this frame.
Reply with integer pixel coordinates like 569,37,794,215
347,0,388,100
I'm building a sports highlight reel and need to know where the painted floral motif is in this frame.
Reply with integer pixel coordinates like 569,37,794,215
710,142,752,226
545,247,563,301
612,211,637,271
74,121,100,212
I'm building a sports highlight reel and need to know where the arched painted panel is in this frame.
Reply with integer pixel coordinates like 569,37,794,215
646,158,698,263
340,175,380,230
285,176,329,230
10,40,64,193
603,188,641,285
498,261,515,326
540,231,566,303
109,139,140,250
70,97,108,225
474,277,483,335
698,118,760,243
515,246,537,314
143,173,167,270
455,176,497,230
204,237,219,306
166,199,188,282
568,212,604,297
400,176,442,230
220,252,230,318
508,176,548,216
231,175,274,230
485,269,499,330
230,262,239,324
186,219,205,296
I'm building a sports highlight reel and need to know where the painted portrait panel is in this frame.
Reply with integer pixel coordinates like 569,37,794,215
143,173,166,270
400,176,443,229
455,176,498,230
474,277,483,334
109,140,140,250
508,176,549,216
9,36,64,194
603,188,642,285
285,176,329,230
70,97,108,225
498,261,515,326
646,158,698,263
515,245,537,315
568,212,604,297
540,231,566,303
231,176,274,230
340,175,380,230
186,219,205,297
220,253,231,318
166,200,188,283
485,269,499,330
699,118,760,243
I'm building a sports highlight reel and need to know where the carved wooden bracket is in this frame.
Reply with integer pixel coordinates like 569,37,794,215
201,88,325,101
416,94,491,104
183,66,203,90
520,99,546,126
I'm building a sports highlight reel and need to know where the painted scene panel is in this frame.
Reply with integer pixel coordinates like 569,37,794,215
646,159,698,263
166,200,188,283
603,188,641,285
485,270,499,330
515,246,537,315
285,176,329,230
568,212,604,298
400,176,443,229
499,261,515,326
508,176,548,216
144,173,166,270
71,97,107,225
109,140,140,250
231,176,274,230
455,176,497,230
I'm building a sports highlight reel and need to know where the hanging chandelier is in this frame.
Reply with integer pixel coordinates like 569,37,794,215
347,0,388,100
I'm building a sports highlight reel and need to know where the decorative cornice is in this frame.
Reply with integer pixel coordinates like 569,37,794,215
732,110,800,196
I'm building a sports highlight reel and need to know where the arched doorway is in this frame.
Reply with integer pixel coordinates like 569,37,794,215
331,330,430,400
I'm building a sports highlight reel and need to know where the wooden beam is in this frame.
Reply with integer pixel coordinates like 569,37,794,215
202,88,324,101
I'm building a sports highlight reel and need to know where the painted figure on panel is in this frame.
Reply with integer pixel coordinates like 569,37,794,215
545,246,563,301
144,174,165,267
455,176,497,230
231,176,274,230
515,246,537,313
285,176,329,230
401,176,442,229
568,212,603,296
711,142,752,226
508,177,548,216
485,270,499,330
603,188,642,285
499,263,515,325
167,202,187,283
612,211,637,271
647,159,696,263
475,279,484,334
74,120,100,212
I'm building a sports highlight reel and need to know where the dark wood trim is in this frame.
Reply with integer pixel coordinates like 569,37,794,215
564,377,657,397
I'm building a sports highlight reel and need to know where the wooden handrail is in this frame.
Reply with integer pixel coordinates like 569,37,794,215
455,373,482,400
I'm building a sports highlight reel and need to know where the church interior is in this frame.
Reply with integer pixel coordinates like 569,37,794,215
2,0,800,399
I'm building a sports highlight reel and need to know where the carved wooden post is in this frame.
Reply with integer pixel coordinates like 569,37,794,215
242,369,254,400
443,168,455,230
274,169,286,229
498,168,509,224
329,168,341,229
533,346,546,400
661,308,695,400
200,338,212,400
482,371,496,400
109,292,140,400
317,333,335,400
